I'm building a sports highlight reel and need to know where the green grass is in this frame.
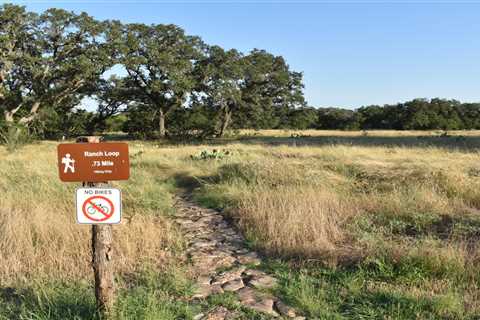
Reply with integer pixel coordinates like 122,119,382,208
0,268,199,320
260,259,467,319
0,280,97,320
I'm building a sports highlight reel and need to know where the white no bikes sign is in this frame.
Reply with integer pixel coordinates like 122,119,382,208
76,188,122,224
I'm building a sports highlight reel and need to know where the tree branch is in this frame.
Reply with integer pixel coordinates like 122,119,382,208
18,101,40,125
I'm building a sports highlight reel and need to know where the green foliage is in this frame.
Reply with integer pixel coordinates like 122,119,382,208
0,123,32,151
117,23,204,137
105,114,127,132
317,108,361,130
354,98,479,131
233,49,306,130
122,107,158,139
0,4,114,133
32,108,97,139
192,46,244,137
285,107,318,129
166,105,217,139
190,149,231,161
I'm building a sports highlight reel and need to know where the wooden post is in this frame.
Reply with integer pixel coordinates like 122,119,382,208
77,136,115,319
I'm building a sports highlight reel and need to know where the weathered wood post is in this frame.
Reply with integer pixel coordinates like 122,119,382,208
77,136,115,319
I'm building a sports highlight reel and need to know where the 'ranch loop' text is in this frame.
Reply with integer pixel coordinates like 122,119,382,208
84,151,121,157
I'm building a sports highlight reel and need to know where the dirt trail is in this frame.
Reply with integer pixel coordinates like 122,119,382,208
173,195,305,320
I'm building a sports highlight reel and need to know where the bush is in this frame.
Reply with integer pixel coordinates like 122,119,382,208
190,149,231,160
0,124,32,151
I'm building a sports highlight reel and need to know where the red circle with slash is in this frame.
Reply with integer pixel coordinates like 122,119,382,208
82,195,115,222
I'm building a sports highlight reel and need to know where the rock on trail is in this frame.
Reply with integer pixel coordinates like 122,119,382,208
174,195,305,319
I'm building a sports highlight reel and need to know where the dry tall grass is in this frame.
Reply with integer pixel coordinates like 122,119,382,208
0,142,180,284
237,187,359,261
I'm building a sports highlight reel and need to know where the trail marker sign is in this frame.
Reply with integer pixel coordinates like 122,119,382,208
57,143,129,182
76,188,121,224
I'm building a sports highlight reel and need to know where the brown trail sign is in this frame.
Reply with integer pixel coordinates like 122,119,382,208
57,142,129,182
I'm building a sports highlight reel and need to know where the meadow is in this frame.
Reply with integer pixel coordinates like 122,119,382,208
1,130,480,319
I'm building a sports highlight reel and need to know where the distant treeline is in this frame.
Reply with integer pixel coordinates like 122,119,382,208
1,5,478,144
56,98,480,138
314,98,480,131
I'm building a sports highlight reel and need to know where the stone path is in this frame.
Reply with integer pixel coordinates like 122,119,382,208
174,195,305,320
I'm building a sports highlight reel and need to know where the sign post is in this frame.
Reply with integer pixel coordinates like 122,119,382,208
74,136,118,319
58,136,129,318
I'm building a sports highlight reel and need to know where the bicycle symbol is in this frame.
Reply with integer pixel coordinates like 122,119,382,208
82,195,115,222
87,202,110,215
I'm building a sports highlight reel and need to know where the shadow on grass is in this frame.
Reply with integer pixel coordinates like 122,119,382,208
216,134,480,150
48,132,480,151
171,172,206,194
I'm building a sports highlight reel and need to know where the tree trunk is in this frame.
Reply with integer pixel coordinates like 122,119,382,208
4,104,23,123
4,110,14,123
159,109,166,137
218,106,232,138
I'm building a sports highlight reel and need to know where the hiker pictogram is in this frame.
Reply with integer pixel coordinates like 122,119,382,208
62,153,75,173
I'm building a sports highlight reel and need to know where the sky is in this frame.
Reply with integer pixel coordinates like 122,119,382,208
4,0,480,109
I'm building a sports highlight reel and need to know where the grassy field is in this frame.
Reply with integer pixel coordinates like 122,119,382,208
1,130,480,319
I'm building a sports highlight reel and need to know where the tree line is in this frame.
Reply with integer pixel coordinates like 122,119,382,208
314,98,480,131
1,5,479,144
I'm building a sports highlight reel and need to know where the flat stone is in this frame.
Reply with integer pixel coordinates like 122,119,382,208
198,215,224,224
237,252,261,265
193,313,205,320
222,278,245,292
193,284,223,299
244,269,267,277
196,275,212,285
192,284,212,299
211,255,237,270
203,306,231,320
247,298,278,316
275,300,297,318
212,266,246,285
209,284,224,295
192,241,218,249
236,287,257,304
248,275,277,289
216,243,240,252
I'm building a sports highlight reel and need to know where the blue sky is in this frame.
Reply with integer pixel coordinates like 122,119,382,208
5,1,480,109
